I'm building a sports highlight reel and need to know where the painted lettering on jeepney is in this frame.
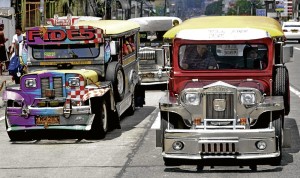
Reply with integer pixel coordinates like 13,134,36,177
27,28,95,42
208,29,225,39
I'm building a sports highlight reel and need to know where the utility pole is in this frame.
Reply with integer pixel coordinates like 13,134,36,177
164,0,167,16
40,0,45,25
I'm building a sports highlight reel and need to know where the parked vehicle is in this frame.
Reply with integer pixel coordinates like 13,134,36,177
282,21,300,43
156,16,293,170
128,16,182,85
2,15,144,141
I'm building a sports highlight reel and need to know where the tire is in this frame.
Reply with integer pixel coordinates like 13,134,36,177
105,62,125,102
134,85,145,107
271,114,283,166
86,99,108,139
126,93,135,116
161,117,174,152
273,66,290,115
6,118,31,141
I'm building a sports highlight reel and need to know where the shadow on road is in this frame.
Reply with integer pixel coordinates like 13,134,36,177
7,106,157,144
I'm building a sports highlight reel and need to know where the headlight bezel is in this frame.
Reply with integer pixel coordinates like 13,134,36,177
68,77,80,87
182,92,201,106
25,78,37,88
239,91,256,106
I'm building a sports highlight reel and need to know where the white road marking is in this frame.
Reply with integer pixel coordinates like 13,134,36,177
0,116,4,121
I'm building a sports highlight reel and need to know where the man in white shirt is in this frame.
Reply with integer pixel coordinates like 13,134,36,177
9,26,24,56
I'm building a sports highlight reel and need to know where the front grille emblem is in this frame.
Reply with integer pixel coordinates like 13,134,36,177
213,99,226,111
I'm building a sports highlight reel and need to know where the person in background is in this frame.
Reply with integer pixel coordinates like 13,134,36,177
9,26,25,84
0,23,8,71
242,47,267,69
9,26,24,56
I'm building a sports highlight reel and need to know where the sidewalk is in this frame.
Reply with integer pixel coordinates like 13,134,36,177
0,70,14,108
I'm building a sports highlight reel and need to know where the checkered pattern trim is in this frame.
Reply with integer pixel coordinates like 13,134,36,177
82,88,110,101
65,74,110,104
66,26,104,44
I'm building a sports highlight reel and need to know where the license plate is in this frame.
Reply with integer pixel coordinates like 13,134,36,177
291,30,298,33
36,116,60,125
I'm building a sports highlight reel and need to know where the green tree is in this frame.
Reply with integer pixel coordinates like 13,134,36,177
226,0,263,15
205,0,223,15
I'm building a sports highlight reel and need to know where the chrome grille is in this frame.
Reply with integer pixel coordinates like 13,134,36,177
206,93,234,119
138,51,156,60
200,142,237,154
53,77,63,97
41,78,50,97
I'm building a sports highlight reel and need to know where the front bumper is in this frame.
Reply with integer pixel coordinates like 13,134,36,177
163,128,278,161
6,105,94,131
139,71,169,85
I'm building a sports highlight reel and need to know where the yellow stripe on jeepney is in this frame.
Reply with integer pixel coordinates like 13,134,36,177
163,16,284,40
123,55,136,66
39,61,92,65
75,20,140,35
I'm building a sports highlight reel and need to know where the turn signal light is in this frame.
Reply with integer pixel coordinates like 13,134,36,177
194,117,202,125
240,118,247,125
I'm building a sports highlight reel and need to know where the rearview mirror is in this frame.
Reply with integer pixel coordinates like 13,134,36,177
282,45,293,63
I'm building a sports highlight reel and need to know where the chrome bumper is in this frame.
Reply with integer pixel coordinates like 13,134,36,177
163,128,278,160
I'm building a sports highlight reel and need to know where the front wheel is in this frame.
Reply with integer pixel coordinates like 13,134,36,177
271,113,283,166
86,99,108,139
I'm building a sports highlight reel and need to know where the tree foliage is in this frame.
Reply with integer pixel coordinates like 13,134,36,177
205,0,223,15
226,0,263,15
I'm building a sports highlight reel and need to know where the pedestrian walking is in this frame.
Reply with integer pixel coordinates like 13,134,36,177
0,23,9,74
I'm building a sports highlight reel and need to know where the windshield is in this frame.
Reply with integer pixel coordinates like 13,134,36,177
32,43,100,59
179,44,268,70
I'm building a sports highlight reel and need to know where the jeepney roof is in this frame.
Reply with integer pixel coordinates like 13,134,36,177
128,16,182,31
74,20,140,35
163,16,284,40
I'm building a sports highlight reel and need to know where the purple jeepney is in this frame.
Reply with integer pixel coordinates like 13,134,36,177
2,18,144,141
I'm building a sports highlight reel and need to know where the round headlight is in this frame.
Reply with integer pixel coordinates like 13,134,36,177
184,93,200,105
25,78,37,88
68,78,80,87
256,141,267,150
240,92,256,105
172,141,184,151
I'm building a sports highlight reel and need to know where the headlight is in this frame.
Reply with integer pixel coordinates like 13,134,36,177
25,78,37,88
68,77,80,87
183,92,200,105
240,92,256,105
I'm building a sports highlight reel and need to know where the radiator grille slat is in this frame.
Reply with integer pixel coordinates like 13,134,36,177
41,78,50,97
41,77,64,97
53,77,63,97
200,142,237,154
206,93,234,119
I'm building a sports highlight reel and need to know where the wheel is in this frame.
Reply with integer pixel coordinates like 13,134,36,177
249,165,257,171
273,66,290,115
134,84,145,107
271,113,283,166
126,93,135,116
161,116,174,152
196,165,204,171
86,99,108,139
6,117,31,141
105,62,125,102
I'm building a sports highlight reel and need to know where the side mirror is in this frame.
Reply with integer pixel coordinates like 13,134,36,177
110,41,120,55
282,45,293,63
